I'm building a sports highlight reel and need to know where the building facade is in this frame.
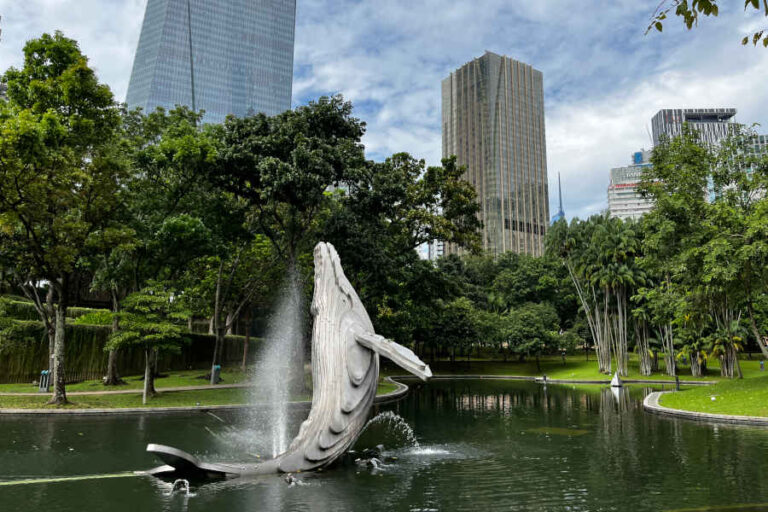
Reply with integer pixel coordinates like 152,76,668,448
651,108,736,147
126,0,296,124
607,150,654,220
442,51,549,257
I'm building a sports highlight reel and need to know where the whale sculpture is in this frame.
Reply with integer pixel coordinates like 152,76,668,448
145,242,431,479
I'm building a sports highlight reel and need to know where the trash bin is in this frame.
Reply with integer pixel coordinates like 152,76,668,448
212,365,221,384
39,370,51,393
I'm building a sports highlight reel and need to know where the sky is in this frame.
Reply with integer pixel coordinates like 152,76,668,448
1,1,768,220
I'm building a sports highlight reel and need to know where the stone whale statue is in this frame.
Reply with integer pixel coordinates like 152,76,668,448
144,242,431,479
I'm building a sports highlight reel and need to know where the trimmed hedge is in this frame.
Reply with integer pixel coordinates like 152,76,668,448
0,321,262,384
0,298,109,322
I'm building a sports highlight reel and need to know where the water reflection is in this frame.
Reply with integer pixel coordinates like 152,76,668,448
2,380,768,512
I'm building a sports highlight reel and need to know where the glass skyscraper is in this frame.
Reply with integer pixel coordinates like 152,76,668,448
442,52,549,257
126,0,296,123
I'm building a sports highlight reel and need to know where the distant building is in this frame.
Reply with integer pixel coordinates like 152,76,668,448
0,82,7,101
751,134,768,156
126,0,296,124
651,108,737,147
442,51,549,257
607,150,654,220
550,173,565,224
427,240,445,261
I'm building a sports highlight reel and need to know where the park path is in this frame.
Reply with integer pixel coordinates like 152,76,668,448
0,383,251,397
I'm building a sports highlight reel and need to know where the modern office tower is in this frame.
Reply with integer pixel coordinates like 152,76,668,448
550,173,565,225
442,51,549,257
651,108,736,147
126,0,296,124
607,150,654,220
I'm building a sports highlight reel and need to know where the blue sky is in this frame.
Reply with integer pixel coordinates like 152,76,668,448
2,0,768,219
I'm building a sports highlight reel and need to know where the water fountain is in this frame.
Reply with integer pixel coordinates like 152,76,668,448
144,242,431,478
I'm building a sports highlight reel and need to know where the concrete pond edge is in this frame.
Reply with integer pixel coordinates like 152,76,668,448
0,377,411,416
643,391,768,427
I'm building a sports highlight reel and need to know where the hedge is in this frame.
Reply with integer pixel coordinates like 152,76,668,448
0,321,262,384
0,298,109,322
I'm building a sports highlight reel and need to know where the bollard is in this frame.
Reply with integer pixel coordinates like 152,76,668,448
38,370,51,393
675,375,680,391
212,365,222,384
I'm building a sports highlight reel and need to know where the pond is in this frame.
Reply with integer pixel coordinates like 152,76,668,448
1,380,767,512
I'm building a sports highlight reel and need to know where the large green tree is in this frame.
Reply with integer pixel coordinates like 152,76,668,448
0,32,125,403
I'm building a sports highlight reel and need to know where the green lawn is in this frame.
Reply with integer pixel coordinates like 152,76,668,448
382,354,766,382
659,374,768,417
0,368,249,394
0,380,397,409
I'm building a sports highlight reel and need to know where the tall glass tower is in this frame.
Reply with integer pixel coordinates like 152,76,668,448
442,52,549,257
126,0,296,123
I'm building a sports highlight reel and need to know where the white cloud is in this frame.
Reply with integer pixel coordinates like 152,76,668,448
3,1,768,220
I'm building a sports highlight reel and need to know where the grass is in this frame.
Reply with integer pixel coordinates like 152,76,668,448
0,368,249,393
382,354,766,382
659,373,768,417
0,380,397,409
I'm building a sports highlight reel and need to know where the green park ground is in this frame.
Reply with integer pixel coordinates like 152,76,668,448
1,355,765,416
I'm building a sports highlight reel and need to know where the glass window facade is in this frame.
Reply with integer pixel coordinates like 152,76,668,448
126,0,296,123
442,52,549,257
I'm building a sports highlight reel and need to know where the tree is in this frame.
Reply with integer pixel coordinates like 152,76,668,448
506,302,559,372
648,0,768,48
323,153,481,338
182,234,282,384
105,284,189,404
0,32,125,404
215,95,367,265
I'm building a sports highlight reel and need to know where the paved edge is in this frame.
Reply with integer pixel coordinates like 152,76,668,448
644,391,768,426
0,377,411,416
388,374,716,386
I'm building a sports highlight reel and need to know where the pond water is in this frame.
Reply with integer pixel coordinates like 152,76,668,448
1,380,767,512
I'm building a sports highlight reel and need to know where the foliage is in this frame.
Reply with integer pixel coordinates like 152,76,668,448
105,284,190,354
647,0,768,48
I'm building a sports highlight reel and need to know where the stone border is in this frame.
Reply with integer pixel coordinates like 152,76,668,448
388,374,716,386
0,377,411,416
644,391,768,426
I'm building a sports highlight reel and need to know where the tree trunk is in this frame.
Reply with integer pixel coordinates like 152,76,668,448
104,289,124,386
689,352,702,377
746,301,768,360
635,321,652,376
651,349,659,373
48,279,68,405
46,289,56,376
143,348,156,405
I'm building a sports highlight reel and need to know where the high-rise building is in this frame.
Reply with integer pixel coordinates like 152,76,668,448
607,150,654,220
442,51,549,257
651,108,736,147
126,0,296,124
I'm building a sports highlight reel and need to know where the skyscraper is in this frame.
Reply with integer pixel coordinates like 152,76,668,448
607,150,654,220
442,51,549,257
126,0,296,124
651,108,736,147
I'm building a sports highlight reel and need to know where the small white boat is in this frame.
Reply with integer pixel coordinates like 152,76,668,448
610,372,622,388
